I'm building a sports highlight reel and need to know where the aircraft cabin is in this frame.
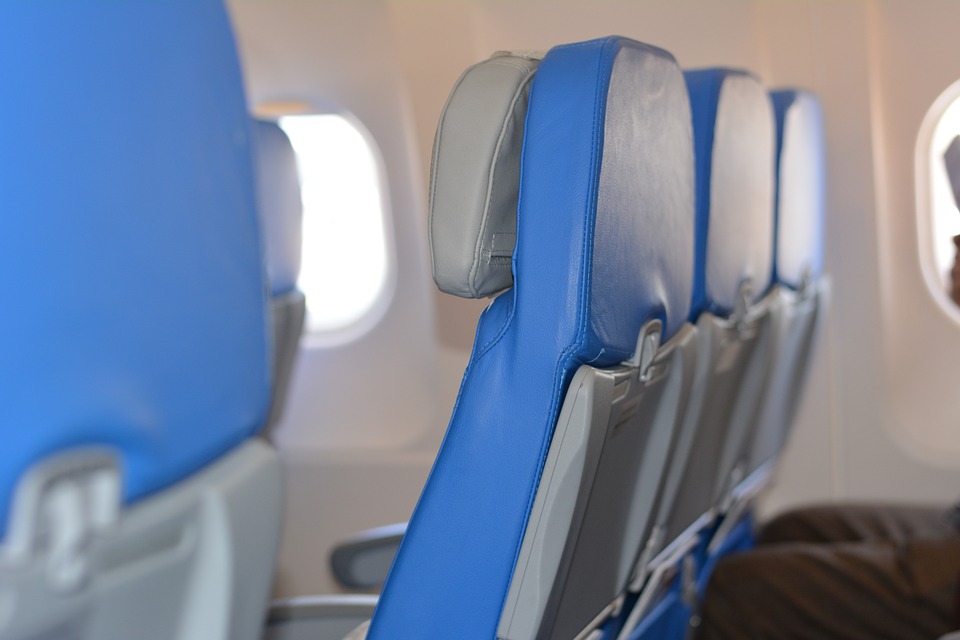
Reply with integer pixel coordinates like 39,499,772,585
2,1,960,639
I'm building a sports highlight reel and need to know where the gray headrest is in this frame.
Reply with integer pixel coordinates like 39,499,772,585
254,119,303,296
429,52,541,298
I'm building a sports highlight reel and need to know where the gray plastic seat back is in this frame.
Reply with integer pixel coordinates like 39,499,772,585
663,310,773,541
500,325,698,640
747,288,820,473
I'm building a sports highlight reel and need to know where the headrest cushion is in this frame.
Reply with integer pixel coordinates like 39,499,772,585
429,52,540,298
254,119,303,296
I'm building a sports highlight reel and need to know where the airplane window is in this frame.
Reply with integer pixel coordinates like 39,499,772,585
921,86,960,300
278,114,388,332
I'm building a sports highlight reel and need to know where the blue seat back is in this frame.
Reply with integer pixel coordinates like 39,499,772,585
0,1,270,539
660,68,776,543
687,69,775,319
369,36,694,638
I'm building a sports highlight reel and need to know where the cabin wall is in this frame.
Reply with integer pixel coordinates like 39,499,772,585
227,0,960,597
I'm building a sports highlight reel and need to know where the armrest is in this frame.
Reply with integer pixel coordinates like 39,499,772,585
938,633,960,640
330,522,407,589
264,594,377,640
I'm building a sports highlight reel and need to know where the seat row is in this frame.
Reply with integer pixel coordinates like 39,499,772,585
0,6,824,639
318,35,826,640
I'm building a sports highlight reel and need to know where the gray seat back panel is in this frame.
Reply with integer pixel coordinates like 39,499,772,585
663,309,767,542
263,290,306,434
498,325,697,640
712,298,776,508
748,284,822,472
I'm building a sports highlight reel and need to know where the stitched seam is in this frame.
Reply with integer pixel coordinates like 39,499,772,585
486,59,534,74
370,299,492,635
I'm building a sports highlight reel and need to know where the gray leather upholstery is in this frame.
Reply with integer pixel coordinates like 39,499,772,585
429,52,540,298
255,120,303,296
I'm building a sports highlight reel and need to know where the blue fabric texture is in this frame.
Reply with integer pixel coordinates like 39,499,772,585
0,2,271,538
686,68,775,320
369,36,694,638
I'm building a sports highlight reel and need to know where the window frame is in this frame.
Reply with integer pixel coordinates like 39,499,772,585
914,78,960,322
266,105,397,346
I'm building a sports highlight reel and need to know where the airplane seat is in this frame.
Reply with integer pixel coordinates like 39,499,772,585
684,90,826,624
745,89,826,477
253,119,306,432
617,68,776,640
662,68,776,541
266,36,699,640
0,4,282,640
368,36,697,640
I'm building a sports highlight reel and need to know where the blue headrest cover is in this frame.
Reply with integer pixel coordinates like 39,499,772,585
0,2,270,538
369,36,694,637
254,120,303,296
686,69,775,319
771,90,825,290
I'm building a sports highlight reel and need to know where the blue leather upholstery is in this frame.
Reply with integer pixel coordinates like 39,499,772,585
686,69,775,319
770,90,825,290
0,2,271,538
369,36,694,638
254,120,303,296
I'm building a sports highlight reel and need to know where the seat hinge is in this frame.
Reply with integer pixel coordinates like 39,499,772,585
733,282,759,339
1,449,121,594
624,319,662,382
798,267,814,301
